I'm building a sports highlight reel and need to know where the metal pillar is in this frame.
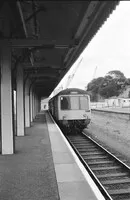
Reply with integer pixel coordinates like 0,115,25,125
34,94,36,118
30,88,33,123
24,80,30,127
16,64,24,136
32,92,35,120
1,45,14,154
39,97,41,112
35,95,38,116
35,96,37,115
34,93,37,118
37,97,40,113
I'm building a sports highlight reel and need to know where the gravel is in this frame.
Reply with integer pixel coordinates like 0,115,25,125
84,111,130,167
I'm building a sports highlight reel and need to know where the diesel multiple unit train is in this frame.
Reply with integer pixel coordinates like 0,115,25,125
49,88,91,134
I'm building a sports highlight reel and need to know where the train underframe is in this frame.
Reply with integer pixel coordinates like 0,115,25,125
58,118,91,134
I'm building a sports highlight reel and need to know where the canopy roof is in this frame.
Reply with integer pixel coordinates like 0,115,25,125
0,1,119,98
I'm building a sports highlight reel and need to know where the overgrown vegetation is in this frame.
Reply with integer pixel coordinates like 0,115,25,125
86,70,130,101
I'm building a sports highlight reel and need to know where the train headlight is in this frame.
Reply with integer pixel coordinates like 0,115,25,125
83,114,87,118
63,115,67,120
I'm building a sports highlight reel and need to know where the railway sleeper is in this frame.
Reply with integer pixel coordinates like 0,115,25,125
83,155,109,160
88,161,119,168
91,165,121,171
70,139,95,143
84,157,113,162
73,144,95,148
80,151,105,155
93,167,124,175
71,142,94,146
100,177,130,184
67,140,91,144
108,188,130,196
76,146,99,149
105,182,130,190
69,142,97,146
87,160,115,165
97,172,129,179
69,138,91,141
102,178,130,185
68,136,87,139
76,148,103,153
110,193,130,200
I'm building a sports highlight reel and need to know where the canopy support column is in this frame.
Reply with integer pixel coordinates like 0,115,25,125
24,80,30,127
1,45,14,154
16,64,24,136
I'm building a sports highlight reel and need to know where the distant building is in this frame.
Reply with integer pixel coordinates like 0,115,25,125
41,97,51,110
118,85,130,98
105,98,130,107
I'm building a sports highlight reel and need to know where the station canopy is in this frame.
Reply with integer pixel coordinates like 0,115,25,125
0,1,119,98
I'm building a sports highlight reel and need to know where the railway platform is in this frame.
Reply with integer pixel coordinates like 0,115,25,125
92,107,130,114
0,111,105,200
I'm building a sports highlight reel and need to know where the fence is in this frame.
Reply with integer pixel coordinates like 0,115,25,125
91,100,130,109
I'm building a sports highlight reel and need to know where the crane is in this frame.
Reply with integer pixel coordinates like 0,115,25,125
64,57,83,89
52,57,83,96
85,66,98,90
53,85,63,96
92,66,97,80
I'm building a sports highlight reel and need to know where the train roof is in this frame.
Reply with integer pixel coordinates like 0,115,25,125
54,88,88,97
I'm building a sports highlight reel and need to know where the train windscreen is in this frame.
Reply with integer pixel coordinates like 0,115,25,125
60,96,89,110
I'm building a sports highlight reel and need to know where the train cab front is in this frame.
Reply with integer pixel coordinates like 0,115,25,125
58,93,91,134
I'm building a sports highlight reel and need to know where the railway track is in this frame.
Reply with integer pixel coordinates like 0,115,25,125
65,132,130,200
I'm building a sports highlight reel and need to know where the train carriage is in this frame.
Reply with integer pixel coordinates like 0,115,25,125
49,88,91,134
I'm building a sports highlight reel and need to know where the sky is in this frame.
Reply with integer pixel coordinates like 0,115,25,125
52,1,130,94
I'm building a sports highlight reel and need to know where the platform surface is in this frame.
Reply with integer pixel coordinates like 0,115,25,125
92,107,130,113
0,112,60,200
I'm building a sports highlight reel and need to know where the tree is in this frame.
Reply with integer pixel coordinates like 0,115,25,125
86,77,104,101
86,70,128,100
125,78,130,85
99,80,119,98
106,70,126,79
87,77,104,92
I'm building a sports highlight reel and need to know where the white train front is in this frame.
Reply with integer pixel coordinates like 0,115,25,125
49,88,91,134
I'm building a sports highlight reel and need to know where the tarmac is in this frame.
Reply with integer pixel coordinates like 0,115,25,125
0,112,60,200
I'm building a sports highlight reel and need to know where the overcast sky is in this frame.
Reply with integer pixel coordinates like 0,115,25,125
53,1,130,93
